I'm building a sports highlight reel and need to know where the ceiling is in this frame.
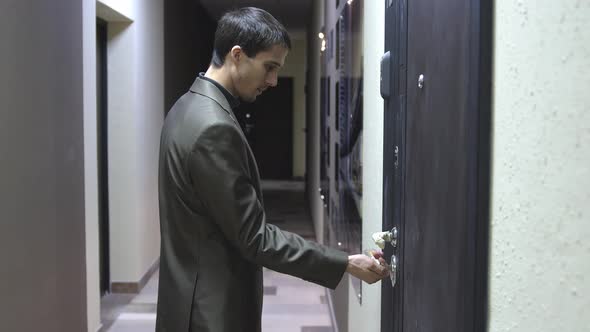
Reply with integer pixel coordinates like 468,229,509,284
198,0,313,32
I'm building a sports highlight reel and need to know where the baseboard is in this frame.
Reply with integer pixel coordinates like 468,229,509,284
111,258,160,294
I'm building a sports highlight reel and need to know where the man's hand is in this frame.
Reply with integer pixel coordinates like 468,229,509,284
346,254,389,284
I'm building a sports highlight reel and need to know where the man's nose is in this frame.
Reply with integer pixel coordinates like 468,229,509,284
266,72,278,87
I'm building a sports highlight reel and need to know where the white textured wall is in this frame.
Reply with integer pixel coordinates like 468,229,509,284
280,33,307,178
99,0,163,284
489,1,590,331
347,1,384,331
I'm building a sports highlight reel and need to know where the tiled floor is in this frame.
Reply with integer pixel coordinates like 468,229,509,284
100,180,335,332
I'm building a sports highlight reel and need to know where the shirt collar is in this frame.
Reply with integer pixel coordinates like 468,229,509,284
198,72,240,109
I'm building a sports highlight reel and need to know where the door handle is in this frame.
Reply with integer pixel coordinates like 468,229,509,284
390,255,397,288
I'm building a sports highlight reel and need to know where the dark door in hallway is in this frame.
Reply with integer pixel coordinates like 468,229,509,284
237,77,294,179
381,0,491,331
97,18,111,296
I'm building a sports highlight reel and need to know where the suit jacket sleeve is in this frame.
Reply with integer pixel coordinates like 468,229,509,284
188,122,348,289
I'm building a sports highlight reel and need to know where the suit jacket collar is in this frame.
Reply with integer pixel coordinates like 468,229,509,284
198,73,241,109
189,75,240,125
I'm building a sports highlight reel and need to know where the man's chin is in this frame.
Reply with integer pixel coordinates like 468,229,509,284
243,95,257,103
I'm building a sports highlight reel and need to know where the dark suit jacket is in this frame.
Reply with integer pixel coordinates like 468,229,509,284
156,76,348,332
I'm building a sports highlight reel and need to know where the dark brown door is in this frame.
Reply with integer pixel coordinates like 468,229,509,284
381,0,491,331
237,77,294,179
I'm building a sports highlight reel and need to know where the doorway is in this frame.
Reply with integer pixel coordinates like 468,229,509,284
96,18,110,296
380,0,492,331
237,77,294,179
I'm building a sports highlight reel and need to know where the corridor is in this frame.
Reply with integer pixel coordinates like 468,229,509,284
99,181,335,332
2,1,589,331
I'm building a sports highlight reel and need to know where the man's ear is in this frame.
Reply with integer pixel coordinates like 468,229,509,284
230,46,243,64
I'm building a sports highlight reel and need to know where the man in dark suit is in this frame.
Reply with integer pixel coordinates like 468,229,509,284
156,7,388,332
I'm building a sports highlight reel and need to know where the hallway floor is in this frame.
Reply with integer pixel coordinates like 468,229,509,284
100,180,335,332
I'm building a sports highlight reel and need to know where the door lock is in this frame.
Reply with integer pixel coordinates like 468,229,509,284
371,227,398,249
372,228,399,288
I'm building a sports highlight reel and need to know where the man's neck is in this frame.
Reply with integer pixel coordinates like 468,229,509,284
204,66,237,96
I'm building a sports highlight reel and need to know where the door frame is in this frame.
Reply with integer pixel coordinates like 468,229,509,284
380,0,493,330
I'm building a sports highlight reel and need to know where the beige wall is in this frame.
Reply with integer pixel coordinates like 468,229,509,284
316,0,385,331
83,1,100,330
489,1,590,331
280,33,307,178
347,1,385,331
0,1,87,331
97,0,163,288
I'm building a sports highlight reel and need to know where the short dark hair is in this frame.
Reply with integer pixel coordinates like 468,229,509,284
211,7,291,67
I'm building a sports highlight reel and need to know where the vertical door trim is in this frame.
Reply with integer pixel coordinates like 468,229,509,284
468,0,493,330
381,0,407,331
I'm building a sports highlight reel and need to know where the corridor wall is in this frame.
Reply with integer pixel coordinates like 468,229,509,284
279,33,308,179
347,1,385,331
307,0,326,243
83,0,100,329
0,1,87,331
97,0,164,294
308,1,385,331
